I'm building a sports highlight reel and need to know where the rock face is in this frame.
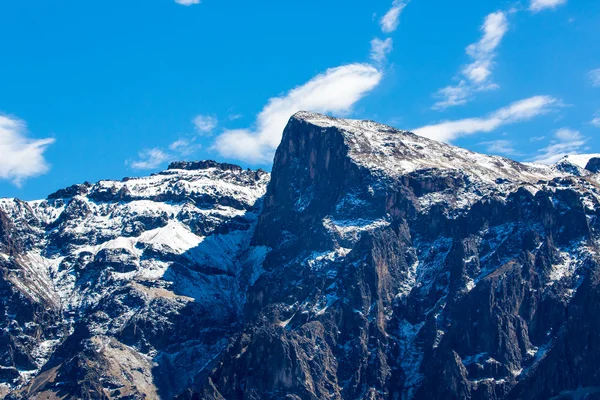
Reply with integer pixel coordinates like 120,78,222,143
0,164,269,399
586,158,600,174
2,112,600,399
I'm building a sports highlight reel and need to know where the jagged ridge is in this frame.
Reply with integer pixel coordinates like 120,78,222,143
1,114,600,400
0,162,269,399
192,112,600,400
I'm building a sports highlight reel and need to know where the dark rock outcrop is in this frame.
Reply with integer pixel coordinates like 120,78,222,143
586,157,600,174
168,160,244,172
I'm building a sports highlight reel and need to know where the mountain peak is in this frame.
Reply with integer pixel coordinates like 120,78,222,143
559,154,600,171
2,114,600,400
291,110,403,136
288,112,561,186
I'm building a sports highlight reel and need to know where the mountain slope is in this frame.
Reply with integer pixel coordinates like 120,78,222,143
188,112,600,400
2,113,600,399
0,162,269,399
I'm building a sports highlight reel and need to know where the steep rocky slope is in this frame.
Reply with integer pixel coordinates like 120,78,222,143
0,161,269,399
2,113,600,399
187,113,600,400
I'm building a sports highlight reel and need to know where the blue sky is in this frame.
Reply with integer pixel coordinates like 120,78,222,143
1,0,599,200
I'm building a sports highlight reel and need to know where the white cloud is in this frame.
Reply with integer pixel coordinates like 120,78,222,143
591,117,600,127
129,148,171,170
370,38,393,64
466,12,508,61
432,81,471,109
169,138,202,156
174,0,200,5
433,11,508,110
380,0,408,33
529,0,567,12
130,137,202,170
193,115,217,134
415,95,559,142
532,128,587,164
554,127,582,142
128,114,208,170
213,64,382,163
480,139,518,156
0,115,54,187
169,139,188,151
589,69,600,87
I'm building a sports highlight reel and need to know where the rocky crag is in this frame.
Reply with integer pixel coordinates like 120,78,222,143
2,113,600,399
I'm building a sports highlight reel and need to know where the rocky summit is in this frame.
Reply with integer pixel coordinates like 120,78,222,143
1,112,600,400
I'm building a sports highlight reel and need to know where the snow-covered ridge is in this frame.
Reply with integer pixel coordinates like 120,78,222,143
44,164,269,208
292,111,564,185
290,112,600,218
561,154,600,170
0,162,271,393
0,159,270,296
0,159,270,269
1,117,599,399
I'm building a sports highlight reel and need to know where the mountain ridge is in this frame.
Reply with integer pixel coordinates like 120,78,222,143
1,112,600,399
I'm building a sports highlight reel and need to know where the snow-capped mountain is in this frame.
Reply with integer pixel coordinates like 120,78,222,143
0,161,269,399
2,114,600,399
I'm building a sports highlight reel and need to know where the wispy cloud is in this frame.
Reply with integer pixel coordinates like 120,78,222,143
0,115,55,187
174,0,200,6
433,81,472,109
589,69,600,87
529,0,567,12
129,121,204,170
480,139,519,156
370,38,393,64
433,11,508,110
414,95,560,142
128,136,202,170
532,128,587,164
380,0,408,33
213,64,382,163
129,148,171,170
169,137,202,156
463,11,507,83
193,115,217,134
591,116,600,127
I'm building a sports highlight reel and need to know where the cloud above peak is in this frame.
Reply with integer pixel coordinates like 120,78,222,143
129,119,204,170
433,11,508,110
212,64,382,163
370,38,394,64
129,148,171,170
174,0,201,6
532,128,587,164
0,115,55,187
466,12,508,60
129,136,202,170
415,95,560,142
529,0,567,13
193,115,217,134
380,0,408,33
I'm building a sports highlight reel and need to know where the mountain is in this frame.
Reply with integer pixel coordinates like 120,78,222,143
0,162,269,399
2,113,600,399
